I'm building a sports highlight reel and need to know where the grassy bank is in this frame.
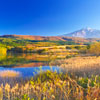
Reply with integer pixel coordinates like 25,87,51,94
50,56,100,77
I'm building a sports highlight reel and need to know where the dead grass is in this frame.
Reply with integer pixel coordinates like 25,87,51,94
0,70,20,78
51,56,100,76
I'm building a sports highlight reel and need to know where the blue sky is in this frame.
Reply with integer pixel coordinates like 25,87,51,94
0,0,100,36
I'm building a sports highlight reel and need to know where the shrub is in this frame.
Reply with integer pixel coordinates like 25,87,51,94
88,42,100,56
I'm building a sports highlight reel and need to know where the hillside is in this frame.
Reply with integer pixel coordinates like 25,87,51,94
2,34,100,44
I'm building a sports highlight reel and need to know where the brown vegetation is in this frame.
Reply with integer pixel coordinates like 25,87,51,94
51,56,100,76
0,70,20,78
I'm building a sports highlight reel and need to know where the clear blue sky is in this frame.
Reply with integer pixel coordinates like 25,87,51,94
0,0,100,36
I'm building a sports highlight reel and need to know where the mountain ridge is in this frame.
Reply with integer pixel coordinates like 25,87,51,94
63,27,100,38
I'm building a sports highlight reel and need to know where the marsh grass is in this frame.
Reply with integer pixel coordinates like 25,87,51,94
0,70,20,78
0,70,100,100
51,56,100,77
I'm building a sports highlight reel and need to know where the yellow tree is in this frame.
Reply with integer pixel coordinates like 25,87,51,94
88,42,100,56
0,47,7,60
0,47,7,55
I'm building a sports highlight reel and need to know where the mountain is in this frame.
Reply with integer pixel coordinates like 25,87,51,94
63,28,100,38
2,27,100,43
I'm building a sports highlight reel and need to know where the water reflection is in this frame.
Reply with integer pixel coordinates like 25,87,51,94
0,66,60,78
0,52,62,85
0,53,57,67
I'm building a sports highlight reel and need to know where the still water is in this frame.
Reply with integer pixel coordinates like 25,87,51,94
0,53,61,79
0,66,60,78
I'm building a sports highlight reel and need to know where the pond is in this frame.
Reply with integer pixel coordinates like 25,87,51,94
0,66,60,78
0,53,62,81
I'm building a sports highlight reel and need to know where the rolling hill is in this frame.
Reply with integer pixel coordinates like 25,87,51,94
1,34,100,44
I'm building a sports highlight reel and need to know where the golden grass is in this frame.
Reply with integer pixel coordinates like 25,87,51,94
0,70,20,78
61,56,100,67
0,71,100,100
50,56,100,76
